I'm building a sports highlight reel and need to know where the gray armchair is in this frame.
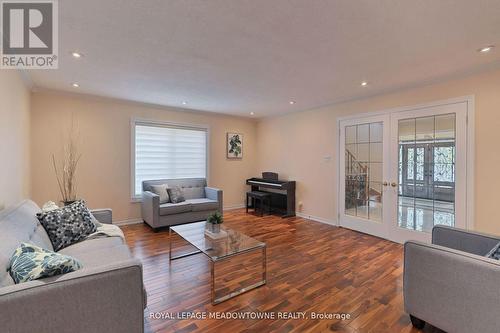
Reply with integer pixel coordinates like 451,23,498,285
404,225,500,333
141,178,223,230
90,208,113,224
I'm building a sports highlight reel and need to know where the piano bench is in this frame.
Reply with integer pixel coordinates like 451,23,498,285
246,191,271,217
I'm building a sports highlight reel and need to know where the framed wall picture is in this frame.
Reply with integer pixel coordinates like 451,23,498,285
227,133,243,159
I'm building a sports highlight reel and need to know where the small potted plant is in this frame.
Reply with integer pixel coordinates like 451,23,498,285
206,211,223,233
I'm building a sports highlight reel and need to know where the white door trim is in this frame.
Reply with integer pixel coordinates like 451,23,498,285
465,97,475,231
336,96,475,241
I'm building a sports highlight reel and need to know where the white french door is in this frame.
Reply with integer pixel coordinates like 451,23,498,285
339,99,470,244
388,102,467,243
339,114,391,240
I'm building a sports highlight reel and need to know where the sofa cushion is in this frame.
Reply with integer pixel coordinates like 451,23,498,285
159,202,192,216
0,200,51,287
9,242,82,284
167,186,185,203
37,200,97,251
143,178,207,199
31,223,55,251
59,244,131,268
185,198,219,212
58,237,124,256
150,184,170,204
182,186,206,200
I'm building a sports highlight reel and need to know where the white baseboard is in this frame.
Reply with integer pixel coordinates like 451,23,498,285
113,218,143,226
223,204,246,211
296,212,337,226
112,209,336,227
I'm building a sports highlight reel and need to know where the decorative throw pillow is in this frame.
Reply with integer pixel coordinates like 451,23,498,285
41,201,59,212
8,242,82,284
167,186,185,203
37,200,97,251
150,184,170,204
486,242,500,260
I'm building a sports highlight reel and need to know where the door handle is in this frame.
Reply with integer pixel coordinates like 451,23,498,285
391,182,397,187
382,181,388,187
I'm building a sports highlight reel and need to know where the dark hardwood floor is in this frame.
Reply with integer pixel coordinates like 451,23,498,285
121,209,443,333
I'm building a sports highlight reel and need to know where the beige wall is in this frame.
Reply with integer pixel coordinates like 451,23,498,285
0,71,31,210
30,91,258,221
27,66,500,234
257,67,500,236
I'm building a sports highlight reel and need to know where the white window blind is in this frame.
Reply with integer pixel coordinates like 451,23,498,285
134,122,207,197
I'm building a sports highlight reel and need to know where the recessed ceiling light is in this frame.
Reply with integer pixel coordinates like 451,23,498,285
71,52,82,58
250,112,255,115
478,45,494,53
361,81,368,87
71,83,80,88
182,101,188,105
289,101,296,105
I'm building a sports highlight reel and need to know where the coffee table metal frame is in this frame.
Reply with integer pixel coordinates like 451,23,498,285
169,226,267,305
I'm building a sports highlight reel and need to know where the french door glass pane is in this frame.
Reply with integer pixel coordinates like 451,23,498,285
397,114,456,232
345,122,383,222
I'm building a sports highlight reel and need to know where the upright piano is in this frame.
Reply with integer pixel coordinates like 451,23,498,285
246,172,296,217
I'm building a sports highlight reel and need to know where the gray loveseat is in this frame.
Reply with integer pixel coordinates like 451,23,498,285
404,225,500,333
141,178,222,230
0,200,146,333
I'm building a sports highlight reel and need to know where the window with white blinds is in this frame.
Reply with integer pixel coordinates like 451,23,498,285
133,122,207,197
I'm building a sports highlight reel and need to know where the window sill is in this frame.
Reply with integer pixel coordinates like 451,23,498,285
131,197,142,203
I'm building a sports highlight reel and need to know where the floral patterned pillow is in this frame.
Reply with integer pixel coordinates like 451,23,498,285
8,243,82,284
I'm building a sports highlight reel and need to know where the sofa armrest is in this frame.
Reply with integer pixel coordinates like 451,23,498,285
0,259,145,333
404,241,500,333
432,225,500,256
205,187,223,213
141,191,159,227
91,208,113,224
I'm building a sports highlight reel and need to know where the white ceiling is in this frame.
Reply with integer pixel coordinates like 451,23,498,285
28,0,500,117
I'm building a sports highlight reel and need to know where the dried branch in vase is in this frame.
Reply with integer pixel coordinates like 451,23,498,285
52,118,81,205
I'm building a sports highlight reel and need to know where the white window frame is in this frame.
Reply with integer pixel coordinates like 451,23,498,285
130,118,210,202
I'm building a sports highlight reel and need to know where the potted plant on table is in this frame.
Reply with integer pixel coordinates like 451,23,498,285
205,212,227,240
206,212,223,233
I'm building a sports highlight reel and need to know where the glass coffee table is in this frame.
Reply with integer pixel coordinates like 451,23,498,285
169,221,267,305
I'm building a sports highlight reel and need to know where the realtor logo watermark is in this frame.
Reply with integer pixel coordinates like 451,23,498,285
1,0,58,68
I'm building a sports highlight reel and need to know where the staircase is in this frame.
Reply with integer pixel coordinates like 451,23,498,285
345,149,381,209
